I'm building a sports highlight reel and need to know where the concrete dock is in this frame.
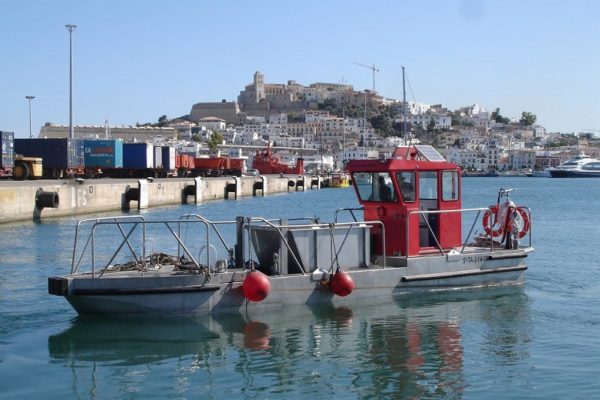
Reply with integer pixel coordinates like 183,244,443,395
0,175,323,224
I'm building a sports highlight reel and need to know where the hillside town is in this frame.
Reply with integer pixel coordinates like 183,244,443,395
38,71,600,174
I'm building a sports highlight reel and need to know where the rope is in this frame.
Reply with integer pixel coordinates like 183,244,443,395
108,252,209,277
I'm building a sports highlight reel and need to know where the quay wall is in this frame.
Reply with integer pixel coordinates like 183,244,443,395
0,175,317,224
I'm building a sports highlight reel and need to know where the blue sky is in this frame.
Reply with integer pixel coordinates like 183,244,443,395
2,0,599,138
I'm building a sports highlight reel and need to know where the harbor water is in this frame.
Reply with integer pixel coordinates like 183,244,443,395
1,177,600,399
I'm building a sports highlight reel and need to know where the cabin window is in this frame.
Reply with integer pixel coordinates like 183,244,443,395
442,171,459,201
353,172,398,202
419,171,438,200
396,171,416,202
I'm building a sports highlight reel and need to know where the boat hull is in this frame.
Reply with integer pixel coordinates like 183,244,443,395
548,169,600,178
50,248,530,315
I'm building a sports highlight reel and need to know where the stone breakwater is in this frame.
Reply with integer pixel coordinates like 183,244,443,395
0,175,324,223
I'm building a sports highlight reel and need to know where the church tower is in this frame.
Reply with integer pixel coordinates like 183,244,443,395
254,71,265,103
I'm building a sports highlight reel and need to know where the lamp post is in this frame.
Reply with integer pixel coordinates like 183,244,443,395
25,96,35,138
65,24,77,139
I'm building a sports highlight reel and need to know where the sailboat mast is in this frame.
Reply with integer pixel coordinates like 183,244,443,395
342,107,346,167
402,66,407,142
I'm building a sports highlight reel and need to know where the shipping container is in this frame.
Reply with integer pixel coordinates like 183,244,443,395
161,146,176,171
123,143,153,169
83,139,123,168
14,138,84,178
153,146,163,169
0,131,14,171
183,155,193,169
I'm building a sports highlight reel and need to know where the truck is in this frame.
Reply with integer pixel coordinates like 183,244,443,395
1,131,43,180
14,138,84,179
191,156,246,177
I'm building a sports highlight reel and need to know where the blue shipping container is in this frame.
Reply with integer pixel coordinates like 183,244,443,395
14,138,84,169
123,143,153,169
161,146,176,171
0,131,14,169
84,140,124,168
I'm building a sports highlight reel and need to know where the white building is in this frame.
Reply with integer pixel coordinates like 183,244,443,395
407,101,431,115
508,150,536,170
197,117,227,131
483,140,501,170
398,114,451,130
270,133,306,148
175,141,203,157
269,113,288,124
234,130,261,145
446,147,485,171
342,146,379,161
304,110,331,123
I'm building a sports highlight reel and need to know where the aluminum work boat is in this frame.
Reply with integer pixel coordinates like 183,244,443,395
49,145,534,315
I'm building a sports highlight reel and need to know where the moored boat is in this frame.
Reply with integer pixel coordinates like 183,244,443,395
252,144,304,175
324,172,350,188
548,152,600,177
49,145,534,315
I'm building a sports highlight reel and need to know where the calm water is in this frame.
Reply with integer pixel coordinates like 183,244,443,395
1,178,600,399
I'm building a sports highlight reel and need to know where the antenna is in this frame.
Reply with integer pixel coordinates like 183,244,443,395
353,62,380,91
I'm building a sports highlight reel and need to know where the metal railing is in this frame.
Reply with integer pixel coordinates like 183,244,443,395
405,206,533,258
70,215,237,277
178,214,237,268
334,207,364,223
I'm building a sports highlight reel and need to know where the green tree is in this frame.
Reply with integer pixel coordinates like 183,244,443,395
191,134,202,143
369,114,392,136
427,118,436,133
157,115,168,127
519,111,537,126
207,132,223,150
392,121,405,136
491,108,510,124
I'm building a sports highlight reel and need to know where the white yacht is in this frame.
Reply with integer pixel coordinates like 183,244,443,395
548,152,600,177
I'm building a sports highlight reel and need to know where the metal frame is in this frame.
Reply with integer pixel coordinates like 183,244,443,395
406,206,533,258
246,217,386,272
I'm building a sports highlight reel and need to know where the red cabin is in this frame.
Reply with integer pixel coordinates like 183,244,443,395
252,145,304,175
347,146,462,257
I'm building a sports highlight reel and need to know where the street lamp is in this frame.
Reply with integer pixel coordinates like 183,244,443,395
65,24,77,139
25,96,35,138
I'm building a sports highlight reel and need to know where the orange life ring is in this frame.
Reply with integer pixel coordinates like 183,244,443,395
482,206,503,237
507,207,530,239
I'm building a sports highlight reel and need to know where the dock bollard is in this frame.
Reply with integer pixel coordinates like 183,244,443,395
183,177,203,204
310,176,322,190
295,177,306,192
260,175,268,196
252,180,263,197
225,176,241,199
124,180,148,210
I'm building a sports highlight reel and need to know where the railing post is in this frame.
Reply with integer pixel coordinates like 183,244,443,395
235,216,245,269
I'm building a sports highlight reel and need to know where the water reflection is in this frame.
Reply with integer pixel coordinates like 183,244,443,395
48,287,530,399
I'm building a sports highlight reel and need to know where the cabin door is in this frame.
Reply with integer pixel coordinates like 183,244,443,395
418,171,439,248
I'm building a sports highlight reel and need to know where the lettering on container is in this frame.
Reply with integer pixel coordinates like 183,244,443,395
85,146,114,157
